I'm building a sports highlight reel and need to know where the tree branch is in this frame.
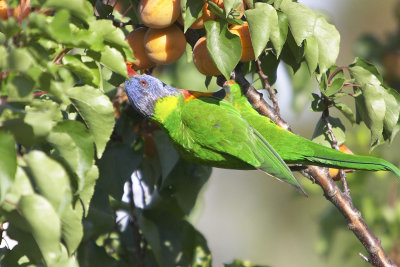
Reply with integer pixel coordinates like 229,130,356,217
231,68,396,267
256,58,280,116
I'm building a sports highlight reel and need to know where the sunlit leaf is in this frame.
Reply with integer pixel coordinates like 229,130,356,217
0,131,17,203
205,20,241,79
67,85,114,158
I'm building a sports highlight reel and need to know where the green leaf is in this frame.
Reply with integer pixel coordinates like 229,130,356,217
78,164,99,217
225,259,270,267
97,143,142,200
88,19,132,60
0,17,20,38
349,58,400,148
60,205,83,255
6,75,35,102
95,0,113,18
24,150,72,214
66,85,114,158
205,20,241,79
180,0,204,32
18,194,62,265
259,51,279,85
309,93,326,112
270,11,288,57
223,0,242,17
245,3,278,59
319,66,345,97
279,0,340,73
1,100,63,147
139,211,211,266
48,10,73,43
7,47,34,73
334,102,356,124
304,36,318,73
0,131,17,203
312,116,346,147
43,0,94,22
88,46,127,77
2,167,34,209
153,130,179,180
159,160,211,215
47,120,94,192
63,55,101,87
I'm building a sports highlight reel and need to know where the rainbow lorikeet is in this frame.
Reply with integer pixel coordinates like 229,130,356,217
222,81,400,177
125,74,400,194
125,74,306,195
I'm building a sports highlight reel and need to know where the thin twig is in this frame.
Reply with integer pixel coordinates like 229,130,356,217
52,48,71,65
232,68,396,267
127,177,145,267
321,97,350,196
256,58,280,116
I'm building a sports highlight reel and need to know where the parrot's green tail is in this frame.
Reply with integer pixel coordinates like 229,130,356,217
305,144,400,179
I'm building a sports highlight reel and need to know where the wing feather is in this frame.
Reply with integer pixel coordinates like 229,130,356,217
181,97,306,194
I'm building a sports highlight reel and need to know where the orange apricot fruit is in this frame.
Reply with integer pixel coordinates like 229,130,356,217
144,24,186,65
138,0,180,29
0,0,7,20
126,27,155,70
192,37,221,76
229,22,255,62
328,144,355,181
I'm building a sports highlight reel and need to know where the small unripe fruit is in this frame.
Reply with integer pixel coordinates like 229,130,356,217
126,28,155,70
138,0,180,29
144,25,186,65
193,37,221,76
229,22,255,62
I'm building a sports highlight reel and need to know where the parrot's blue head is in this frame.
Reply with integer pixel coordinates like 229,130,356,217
125,74,179,118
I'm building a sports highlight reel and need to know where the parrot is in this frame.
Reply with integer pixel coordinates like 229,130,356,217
221,80,400,178
125,74,307,195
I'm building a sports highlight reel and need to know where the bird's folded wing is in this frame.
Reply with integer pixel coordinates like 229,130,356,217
181,97,306,195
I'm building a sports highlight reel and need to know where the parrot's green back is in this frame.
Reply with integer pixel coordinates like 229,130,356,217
151,94,305,193
224,82,400,178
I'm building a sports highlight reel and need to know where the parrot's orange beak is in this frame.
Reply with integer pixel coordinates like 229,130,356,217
126,63,137,76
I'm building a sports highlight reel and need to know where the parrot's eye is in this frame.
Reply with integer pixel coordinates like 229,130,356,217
140,80,148,87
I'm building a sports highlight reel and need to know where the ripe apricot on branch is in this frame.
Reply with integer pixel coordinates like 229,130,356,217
229,22,255,62
138,0,180,29
193,37,221,76
144,25,186,65
126,28,155,70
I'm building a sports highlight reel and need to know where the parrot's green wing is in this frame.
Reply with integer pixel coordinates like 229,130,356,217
181,97,306,195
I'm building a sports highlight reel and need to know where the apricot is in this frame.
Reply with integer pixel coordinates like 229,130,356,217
193,37,221,76
329,144,355,181
138,0,180,29
0,0,7,20
126,27,155,70
229,22,255,62
144,25,186,65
